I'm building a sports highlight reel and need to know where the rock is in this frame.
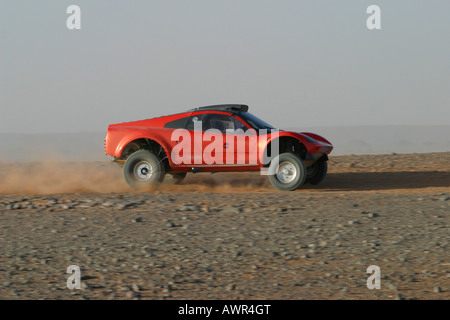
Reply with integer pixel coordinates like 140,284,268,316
222,206,241,214
131,284,141,292
433,286,442,293
226,284,236,291
387,283,398,291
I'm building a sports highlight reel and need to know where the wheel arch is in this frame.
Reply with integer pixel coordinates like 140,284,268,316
117,137,172,171
262,136,308,166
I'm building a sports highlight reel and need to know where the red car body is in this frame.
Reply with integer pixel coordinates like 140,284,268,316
105,104,333,190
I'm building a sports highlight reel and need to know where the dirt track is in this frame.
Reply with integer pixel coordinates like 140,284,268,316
0,152,449,299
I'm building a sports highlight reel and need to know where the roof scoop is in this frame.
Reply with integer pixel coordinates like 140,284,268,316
188,104,249,113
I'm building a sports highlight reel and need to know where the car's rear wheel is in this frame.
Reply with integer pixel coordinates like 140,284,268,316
164,172,187,184
123,150,165,189
268,153,306,191
305,158,328,185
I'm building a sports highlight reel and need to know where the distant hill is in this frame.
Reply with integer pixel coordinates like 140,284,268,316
0,132,108,162
0,125,449,162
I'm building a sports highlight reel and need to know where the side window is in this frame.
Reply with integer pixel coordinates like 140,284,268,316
184,113,249,133
186,113,207,131
203,114,237,133
164,116,190,129
232,117,248,132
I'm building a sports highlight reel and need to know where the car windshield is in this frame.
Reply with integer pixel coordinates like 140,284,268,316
238,112,276,130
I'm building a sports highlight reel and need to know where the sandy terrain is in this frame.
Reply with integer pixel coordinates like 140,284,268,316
0,152,449,299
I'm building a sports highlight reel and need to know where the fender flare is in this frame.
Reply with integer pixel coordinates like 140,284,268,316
115,136,173,165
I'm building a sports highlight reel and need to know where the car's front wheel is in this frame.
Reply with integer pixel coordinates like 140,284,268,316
268,153,306,191
123,150,165,189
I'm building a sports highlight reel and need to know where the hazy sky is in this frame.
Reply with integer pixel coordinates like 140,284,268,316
1,1,449,133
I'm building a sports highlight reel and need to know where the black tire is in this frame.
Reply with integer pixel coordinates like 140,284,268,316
123,150,165,189
305,158,328,185
268,153,306,191
164,172,187,184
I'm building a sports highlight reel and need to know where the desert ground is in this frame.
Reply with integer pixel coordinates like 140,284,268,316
0,152,449,300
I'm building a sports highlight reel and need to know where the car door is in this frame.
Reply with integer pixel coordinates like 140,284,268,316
183,112,257,169
201,113,230,166
203,113,257,167
222,115,258,166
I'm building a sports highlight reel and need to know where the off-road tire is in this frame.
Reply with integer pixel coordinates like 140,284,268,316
123,150,165,189
305,158,328,185
268,153,306,191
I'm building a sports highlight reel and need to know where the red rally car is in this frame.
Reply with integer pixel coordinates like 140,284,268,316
104,104,333,191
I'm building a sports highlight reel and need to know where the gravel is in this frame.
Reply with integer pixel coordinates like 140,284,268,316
0,152,448,300
0,190,448,300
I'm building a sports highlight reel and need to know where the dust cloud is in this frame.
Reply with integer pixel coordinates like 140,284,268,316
0,161,128,194
1,152,448,195
0,161,271,195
